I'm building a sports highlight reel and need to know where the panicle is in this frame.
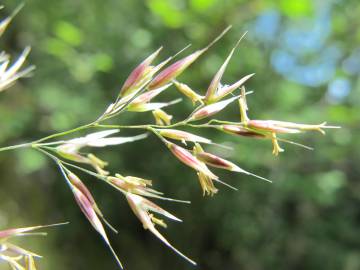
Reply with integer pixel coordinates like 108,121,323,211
0,14,341,269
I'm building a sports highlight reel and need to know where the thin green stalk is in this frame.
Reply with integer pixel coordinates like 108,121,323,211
147,126,169,144
35,146,107,181
207,119,245,125
94,120,189,130
34,123,95,144
35,146,129,197
0,142,32,152
0,118,241,155
94,124,149,129
186,123,221,128
60,160,106,181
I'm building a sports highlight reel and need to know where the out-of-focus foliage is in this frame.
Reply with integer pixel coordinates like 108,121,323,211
0,0,358,269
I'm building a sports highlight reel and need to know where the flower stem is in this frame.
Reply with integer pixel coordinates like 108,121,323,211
34,123,95,143
0,142,32,152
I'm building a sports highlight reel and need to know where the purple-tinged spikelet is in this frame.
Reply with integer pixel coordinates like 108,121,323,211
189,96,239,121
220,125,266,138
120,47,162,96
166,142,218,180
148,50,204,90
159,129,212,145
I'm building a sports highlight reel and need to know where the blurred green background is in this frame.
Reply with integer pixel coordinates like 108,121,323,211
0,0,358,269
